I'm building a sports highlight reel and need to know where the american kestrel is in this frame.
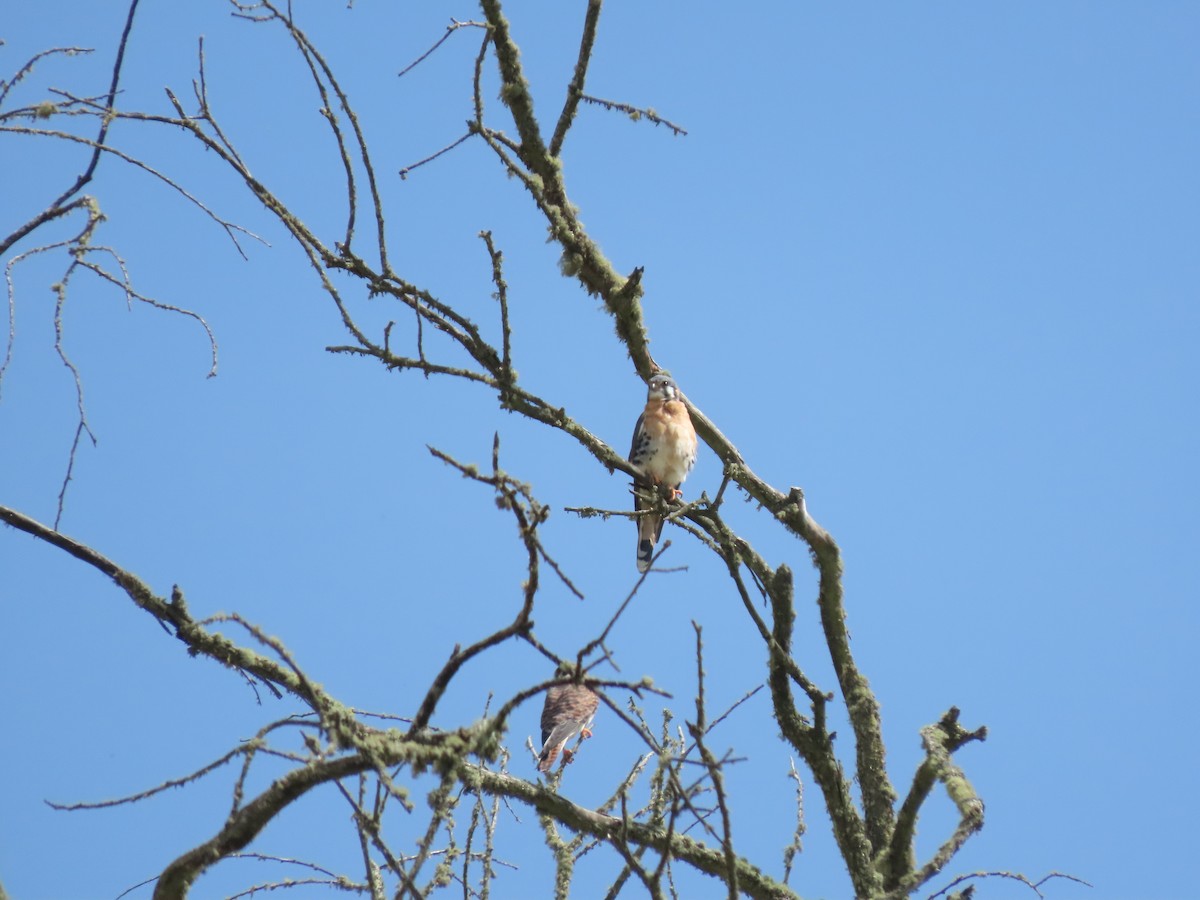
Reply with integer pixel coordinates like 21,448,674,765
537,667,600,774
628,373,698,573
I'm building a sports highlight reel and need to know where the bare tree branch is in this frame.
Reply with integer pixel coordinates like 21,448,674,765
1,3,1075,897
549,0,603,157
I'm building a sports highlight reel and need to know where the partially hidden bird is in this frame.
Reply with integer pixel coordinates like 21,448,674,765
628,373,698,573
538,666,600,774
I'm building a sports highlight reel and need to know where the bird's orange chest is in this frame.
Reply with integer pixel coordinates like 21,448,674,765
640,399,697,481
642,398,691,440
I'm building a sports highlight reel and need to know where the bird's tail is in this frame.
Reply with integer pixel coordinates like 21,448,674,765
636,511,661,573
537,745,559,773
538,719,580,773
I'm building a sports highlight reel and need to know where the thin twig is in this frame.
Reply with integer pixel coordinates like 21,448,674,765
48,0,142,209
781,758,806,884
926,870,1093,900
397,19,487,79
399,131,473,180
0,47,94,109
5,118,266,256
47,746,247,811
577,93,688,137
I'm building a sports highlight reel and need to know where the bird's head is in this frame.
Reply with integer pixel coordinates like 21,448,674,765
554,660,583,681
646,373,680,402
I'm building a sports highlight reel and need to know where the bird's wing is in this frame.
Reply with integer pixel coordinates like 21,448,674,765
629,411,651,473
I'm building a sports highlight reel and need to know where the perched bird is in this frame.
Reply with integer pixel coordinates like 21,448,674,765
628,373,698,572
538,667,600,774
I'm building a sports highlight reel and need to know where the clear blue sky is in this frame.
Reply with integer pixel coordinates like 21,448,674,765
2,3,1197,898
